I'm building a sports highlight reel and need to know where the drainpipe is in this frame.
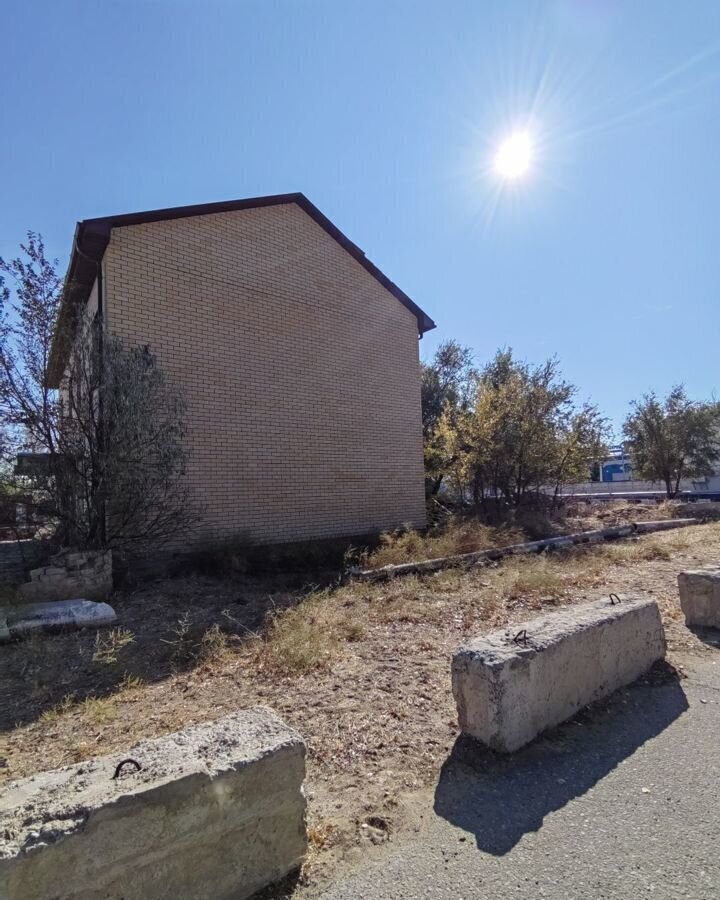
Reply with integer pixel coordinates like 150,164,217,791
96,258,107,547
70,237,107,548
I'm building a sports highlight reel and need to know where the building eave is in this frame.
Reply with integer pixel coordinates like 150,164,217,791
47,193,436,387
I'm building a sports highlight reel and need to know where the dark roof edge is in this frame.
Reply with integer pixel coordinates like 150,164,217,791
47,193,435,386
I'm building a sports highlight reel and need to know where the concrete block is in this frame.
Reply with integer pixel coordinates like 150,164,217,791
0,707,307,900
452,596,666,753
0,599,117,643
678,568,720,628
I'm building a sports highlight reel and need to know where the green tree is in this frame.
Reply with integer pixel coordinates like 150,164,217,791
457,349,607,512
623,386,720,498
421,340,476,496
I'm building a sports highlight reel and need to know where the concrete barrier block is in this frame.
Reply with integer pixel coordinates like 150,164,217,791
0,707,307,900
452,596,666,753
678,568,720,627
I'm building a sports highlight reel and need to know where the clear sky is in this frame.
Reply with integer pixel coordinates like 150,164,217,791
3,1,719,433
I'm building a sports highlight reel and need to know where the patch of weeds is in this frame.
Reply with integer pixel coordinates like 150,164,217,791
307,820,341,851
256,589,345,675
500,557,568,601
39,694,76,727
375,580,449,626
81,696,117,725
161,611,198,666
339,620,366,642
605,539,672,564
361,518,524,569
118,672,145,693
92,628,135,665
197,623,238,667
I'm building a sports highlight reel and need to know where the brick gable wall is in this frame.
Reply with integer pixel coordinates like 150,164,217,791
103,202,426,545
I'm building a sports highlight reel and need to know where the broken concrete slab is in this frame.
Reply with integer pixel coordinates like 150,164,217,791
452,596,666,753
678,568,720,628
0,599,117,643
0,707,307,900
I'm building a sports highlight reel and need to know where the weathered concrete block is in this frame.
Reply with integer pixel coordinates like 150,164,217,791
0,599,117,643
0,707,307,900
452,596,666,753
678,568,720,628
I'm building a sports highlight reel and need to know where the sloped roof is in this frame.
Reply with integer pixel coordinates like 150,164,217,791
47,193,435,385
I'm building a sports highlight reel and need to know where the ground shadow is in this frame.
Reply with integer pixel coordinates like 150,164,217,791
687,625,720,649
0,570,326,733
433,663,689,856
249,868,302,899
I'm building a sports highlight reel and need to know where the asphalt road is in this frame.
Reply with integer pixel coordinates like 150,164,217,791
313,649,720,900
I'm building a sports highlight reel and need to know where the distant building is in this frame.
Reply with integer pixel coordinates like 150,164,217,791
597,446,633,483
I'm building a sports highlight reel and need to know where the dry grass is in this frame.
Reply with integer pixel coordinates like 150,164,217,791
92,627,135,665
2,518,719,887
38,694,76,727
360,518,523,569
252,588,369,675
80,695,118,725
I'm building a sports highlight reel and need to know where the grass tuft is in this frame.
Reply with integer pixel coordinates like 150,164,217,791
92,628,135,665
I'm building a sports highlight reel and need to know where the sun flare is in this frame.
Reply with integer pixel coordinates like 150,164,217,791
494,131,533,180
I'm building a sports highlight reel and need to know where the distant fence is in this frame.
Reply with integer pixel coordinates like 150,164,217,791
560,475,720,498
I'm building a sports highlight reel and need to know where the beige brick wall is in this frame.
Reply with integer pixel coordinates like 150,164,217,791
102,202,426,545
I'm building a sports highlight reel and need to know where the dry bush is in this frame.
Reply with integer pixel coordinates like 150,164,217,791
362,518,523,569
254,587,369,675
257,602,339,674
196,623,240,667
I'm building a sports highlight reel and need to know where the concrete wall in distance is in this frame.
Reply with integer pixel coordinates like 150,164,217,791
0,707,307,900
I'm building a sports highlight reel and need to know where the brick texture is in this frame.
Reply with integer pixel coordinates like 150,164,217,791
102,202,426,545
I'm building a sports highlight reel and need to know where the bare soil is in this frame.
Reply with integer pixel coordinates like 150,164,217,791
1,515,719,884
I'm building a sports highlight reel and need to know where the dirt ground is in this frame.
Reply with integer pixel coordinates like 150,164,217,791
1,514,719,885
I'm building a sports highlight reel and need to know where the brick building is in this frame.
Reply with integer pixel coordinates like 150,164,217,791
48,194,435,547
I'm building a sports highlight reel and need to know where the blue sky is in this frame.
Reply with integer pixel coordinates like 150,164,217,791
3,1,719,432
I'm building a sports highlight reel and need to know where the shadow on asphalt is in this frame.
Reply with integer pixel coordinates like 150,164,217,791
433,663,689,856
688,625,720,649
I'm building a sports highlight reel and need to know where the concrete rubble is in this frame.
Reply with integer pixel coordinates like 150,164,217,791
19,549,113,603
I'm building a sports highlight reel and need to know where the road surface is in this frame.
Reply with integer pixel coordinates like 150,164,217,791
312,648,720,900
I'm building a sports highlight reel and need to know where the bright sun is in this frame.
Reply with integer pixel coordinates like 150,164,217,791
494,131,533,180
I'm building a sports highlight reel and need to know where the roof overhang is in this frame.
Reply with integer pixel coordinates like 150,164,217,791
47,193,436,386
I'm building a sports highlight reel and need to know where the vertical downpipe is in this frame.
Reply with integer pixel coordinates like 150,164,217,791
97,259,107,547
